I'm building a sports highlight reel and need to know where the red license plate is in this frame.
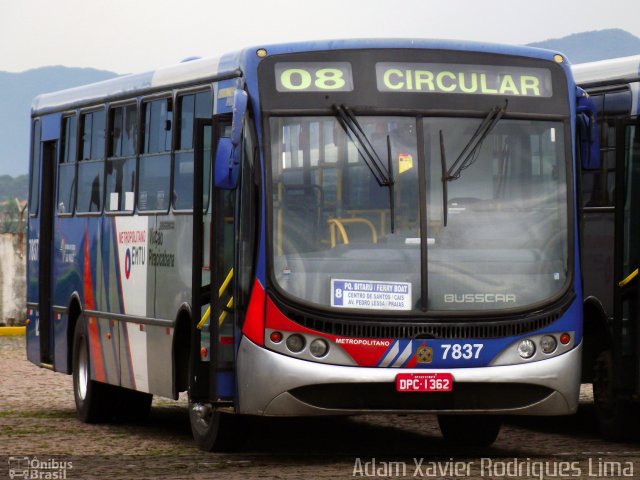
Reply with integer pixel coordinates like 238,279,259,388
396,373,453,392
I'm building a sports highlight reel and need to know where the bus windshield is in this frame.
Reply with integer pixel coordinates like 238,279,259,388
270,115,568,314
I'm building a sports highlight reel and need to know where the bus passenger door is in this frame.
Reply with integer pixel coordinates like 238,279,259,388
190,117,236,406
190,118,214,401
207,117,236,405
613,118,640,394
38,139,57,366
28,114,60,368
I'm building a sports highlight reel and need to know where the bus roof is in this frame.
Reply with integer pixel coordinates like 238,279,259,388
572,55,640,87
31,54,242,115
32,38,566,116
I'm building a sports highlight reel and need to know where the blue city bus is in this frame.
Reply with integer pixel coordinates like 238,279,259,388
573,56,640,439
26,39,596,450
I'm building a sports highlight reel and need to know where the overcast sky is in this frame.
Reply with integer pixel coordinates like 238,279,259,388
1,0,639,74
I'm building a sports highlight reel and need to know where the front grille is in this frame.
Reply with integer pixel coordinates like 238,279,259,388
290,382,554,411
273,294,573,340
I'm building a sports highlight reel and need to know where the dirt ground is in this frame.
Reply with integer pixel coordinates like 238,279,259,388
2,335,639,479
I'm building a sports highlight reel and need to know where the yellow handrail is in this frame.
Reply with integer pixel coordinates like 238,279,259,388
619,268,639,288
197,268,234,329
328,218,378,248
328,218,350,248
218,268,234,298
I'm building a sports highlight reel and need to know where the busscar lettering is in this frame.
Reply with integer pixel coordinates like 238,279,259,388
444,293,517,303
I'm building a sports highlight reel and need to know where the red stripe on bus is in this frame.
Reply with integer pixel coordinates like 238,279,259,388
241,279,266,346
83,225,106,382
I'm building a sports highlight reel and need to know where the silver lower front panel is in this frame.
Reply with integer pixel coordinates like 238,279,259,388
236,336,581,416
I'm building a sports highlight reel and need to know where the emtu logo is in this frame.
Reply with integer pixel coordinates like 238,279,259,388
125,248,132,279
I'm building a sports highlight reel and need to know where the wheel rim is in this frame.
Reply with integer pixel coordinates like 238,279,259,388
190,402,215,435
77,337,88,401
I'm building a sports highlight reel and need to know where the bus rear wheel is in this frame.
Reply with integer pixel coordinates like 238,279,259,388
188,400,247,452
437,414,501,446
72,316,114,423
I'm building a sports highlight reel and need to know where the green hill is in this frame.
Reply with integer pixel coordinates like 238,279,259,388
0,66,120,178
527,28,640,64
0,175,27,202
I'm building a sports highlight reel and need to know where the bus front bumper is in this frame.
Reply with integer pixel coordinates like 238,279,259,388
237,336,581,416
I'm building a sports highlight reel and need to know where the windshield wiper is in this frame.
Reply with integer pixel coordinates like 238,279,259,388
333,104,393,187
439,130,449,226
386,135,395,233
334,104,396,232
439,101,507,227
443,100,508,182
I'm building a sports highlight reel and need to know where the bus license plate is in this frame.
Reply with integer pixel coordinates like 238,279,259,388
396,373,453,392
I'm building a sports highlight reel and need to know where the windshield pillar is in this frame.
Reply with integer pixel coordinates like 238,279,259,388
417,117,428,311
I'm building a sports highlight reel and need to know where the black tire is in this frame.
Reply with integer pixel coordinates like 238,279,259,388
72,316,115,423
188,400,248,452
438,415,501,447
593,350,639,440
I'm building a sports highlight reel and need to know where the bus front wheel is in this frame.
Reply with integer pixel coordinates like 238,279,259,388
188,401,248,451
437,414,501,446
593,349,639,440
72,316,113,423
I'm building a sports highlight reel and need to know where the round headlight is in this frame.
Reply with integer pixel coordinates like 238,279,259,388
540,335,557,354
286,334,305,353
310,338,329,358
518,339,536,359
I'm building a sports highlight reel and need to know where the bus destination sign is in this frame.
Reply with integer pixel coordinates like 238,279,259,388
275,62,354,92
376,62,552,97
273,61,553,98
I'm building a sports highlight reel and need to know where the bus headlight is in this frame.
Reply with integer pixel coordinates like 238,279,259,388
309,338,329,358
540,335,558,354
518,339,536,359
286,334,305,353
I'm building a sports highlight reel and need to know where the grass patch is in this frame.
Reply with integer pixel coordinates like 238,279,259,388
3,410,75,419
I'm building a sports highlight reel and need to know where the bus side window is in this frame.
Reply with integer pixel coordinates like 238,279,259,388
29,120,42,216
106,104,137,212
76,109,105,213
583,90,631,208
139,98,172,212
58,114,77,215
174,90,212,211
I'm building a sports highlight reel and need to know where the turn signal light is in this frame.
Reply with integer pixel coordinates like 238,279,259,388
200,347,208,358
270,331,283,343
560,333,571,345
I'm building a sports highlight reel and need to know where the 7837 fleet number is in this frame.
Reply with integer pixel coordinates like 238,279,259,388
440,343,483,360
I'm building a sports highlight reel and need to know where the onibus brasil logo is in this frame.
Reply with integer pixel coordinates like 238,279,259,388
8,456,73,479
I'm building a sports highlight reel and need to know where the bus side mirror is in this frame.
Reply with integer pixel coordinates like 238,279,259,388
215,89,248,189
576,88,600,171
